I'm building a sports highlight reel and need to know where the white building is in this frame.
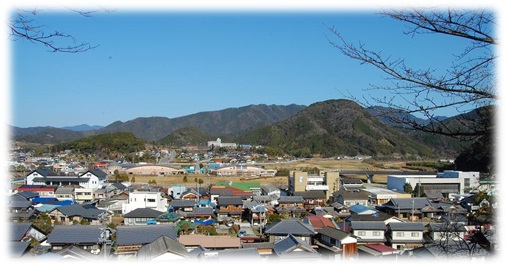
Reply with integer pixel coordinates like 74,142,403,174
387,170,480,197
122,191,168,214
207,138,237,149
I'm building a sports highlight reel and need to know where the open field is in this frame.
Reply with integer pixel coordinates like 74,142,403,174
118,158,414,187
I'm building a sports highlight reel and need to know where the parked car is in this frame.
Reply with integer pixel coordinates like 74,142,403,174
237,230,246,237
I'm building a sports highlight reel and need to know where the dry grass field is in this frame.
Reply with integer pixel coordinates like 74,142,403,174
121,158,410,187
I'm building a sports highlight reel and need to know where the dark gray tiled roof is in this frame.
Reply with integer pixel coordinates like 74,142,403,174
57,246,98,260
193,207,214,215
171,199,196,208
316,226,353,240
47,225,106,244
8,195,32,208
10,241,30,257
388,222,425,231
348,211,393,222
217,196,243,206
123,208,164,218
15,192,39,200
10,222,32,241
55,204,105,219
278,196,304,203
351,221,387,230
115,225,177,245
32,177,90,183
32,168,58,177
265,219,316,236
137,235,189,260
293,190,327,199
273,234,319,258
217,247,261,259
383,198,433,210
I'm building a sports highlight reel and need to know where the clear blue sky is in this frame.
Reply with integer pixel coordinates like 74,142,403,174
7,3,499,128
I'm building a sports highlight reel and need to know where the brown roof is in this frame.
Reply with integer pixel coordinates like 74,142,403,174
178,234,241,249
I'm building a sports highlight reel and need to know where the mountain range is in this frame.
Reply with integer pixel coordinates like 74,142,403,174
11,99,473,158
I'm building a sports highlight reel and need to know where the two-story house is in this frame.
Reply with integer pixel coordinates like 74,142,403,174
215,196,243,224
350,221,387,244
386,222,426,250
122,191,168,215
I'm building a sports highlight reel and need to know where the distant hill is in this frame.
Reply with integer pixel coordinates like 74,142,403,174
11,104,306,143
95,104,306,141
10,100,485,159
158,127,216,147
61,124,104,131
11,126,89,144
236,99,439,158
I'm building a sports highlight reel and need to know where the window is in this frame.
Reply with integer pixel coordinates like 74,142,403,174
357,231,366,236
411,232,419,237
396,232,404,237
373,231,381,236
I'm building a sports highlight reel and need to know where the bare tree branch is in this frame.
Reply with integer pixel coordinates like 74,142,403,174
8,8,102,53
325,8,496,141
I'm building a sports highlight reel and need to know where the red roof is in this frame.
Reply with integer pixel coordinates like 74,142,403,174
364,244,397,252
306,215,335,229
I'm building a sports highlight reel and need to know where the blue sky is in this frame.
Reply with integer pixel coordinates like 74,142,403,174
7,3,500,128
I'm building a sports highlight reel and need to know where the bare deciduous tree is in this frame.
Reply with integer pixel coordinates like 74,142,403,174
326,8,496,142
9,7,102,53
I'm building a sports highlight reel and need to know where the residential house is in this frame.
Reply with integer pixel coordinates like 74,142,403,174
180,188,200,202
47,203,108,225
315,226,358,259
271,234,321,260
136,235,190,261
178,235,241,251
207,247,261,261
16,185,57,198
210,185,252,203
94,185,116,202
386,222,425,250
96,194,129,216
9,222,48,257
293,190,326,211
350,221,387,244
332,187,371,206
424,222,467,244
122,191,168,214
115,224,178,259
74,187,95,203
357,243,403,257
168,185,188,200
275,196,306,218
304,215,336,230
8,194,38,222
215,196,243,224
264,218,316,244
170,199,196,213
243,200,269,226
46,224,112,253
123,208,165,225
54,186,76,202
376,197,433,221
362,186,411,206
261,184,281,198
